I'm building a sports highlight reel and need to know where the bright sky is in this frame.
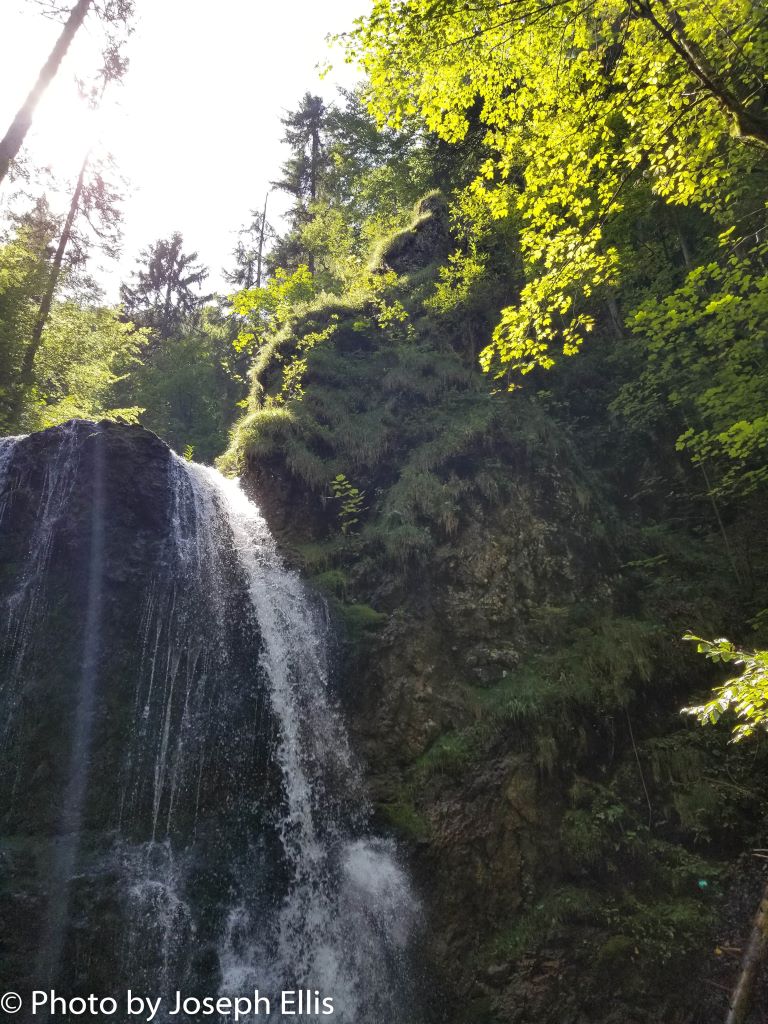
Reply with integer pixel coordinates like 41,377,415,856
0,0,366,299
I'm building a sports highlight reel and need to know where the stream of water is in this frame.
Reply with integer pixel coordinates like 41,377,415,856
0,426,418,1023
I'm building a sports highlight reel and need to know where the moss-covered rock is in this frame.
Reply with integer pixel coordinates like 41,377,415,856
225,195,768,1022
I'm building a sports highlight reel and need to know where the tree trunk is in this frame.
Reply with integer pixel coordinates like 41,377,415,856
725,876,768,1024
256,192,269,289
20,150,90,386
0,0,94,184
606,292,624,339
162,271,175,339
310,125,319,203
307,125,320,275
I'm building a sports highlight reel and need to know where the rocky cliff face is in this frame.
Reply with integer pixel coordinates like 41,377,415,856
227,200,768,1023
246,431,768,1024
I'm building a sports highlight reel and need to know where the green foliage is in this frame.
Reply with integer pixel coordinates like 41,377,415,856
269,85,435,292
414,731,474,780
229,265,317,359
330,473,365,534
474,615,661,725
643,731,761,841
333,601,388,649
337,601,387,633
124,307,238,462
408,614,665,791
311,569,349,599
224,265,506,566
269,93,330,275
426,243,488,317
616,243,768,497
0,206,150,432
120,233,210,340
683,635,768,741
0,207,59,426
489,774,718,979
22,302,146,430
349,0,768,379
225,208,488,489
490,885,605,960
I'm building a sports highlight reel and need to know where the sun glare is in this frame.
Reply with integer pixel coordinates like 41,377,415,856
0,0,365,296
0,5,108,181
35,83,104,176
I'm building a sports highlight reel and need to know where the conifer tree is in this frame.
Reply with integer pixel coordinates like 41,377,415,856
121,233,210,339
270,93,329,273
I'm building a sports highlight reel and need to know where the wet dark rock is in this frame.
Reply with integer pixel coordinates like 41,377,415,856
0,419,421,1024
0,421,283,1002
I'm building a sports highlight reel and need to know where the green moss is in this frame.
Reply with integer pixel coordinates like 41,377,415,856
414,730,475,779
378,798,431,840
294,540,344,571
222,190,511,564
311,569,349,598
471,615,663,729
489,885,604,960
487,881,712,977
336,601,387,642
368,190,444,273
219,405,295,473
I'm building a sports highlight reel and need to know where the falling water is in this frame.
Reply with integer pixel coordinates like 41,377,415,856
188,463,420,1019
0,424,419,1022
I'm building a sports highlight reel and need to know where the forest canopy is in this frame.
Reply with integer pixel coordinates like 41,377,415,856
1,0,767,728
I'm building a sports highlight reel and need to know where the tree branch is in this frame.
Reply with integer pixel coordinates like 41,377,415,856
638,0,768,149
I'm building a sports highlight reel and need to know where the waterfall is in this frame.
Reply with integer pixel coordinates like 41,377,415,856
0,423,419,1023
186,462,420,1019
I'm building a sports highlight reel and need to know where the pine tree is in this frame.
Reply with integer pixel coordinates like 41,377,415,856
121,233,210,339
270,93,329,273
